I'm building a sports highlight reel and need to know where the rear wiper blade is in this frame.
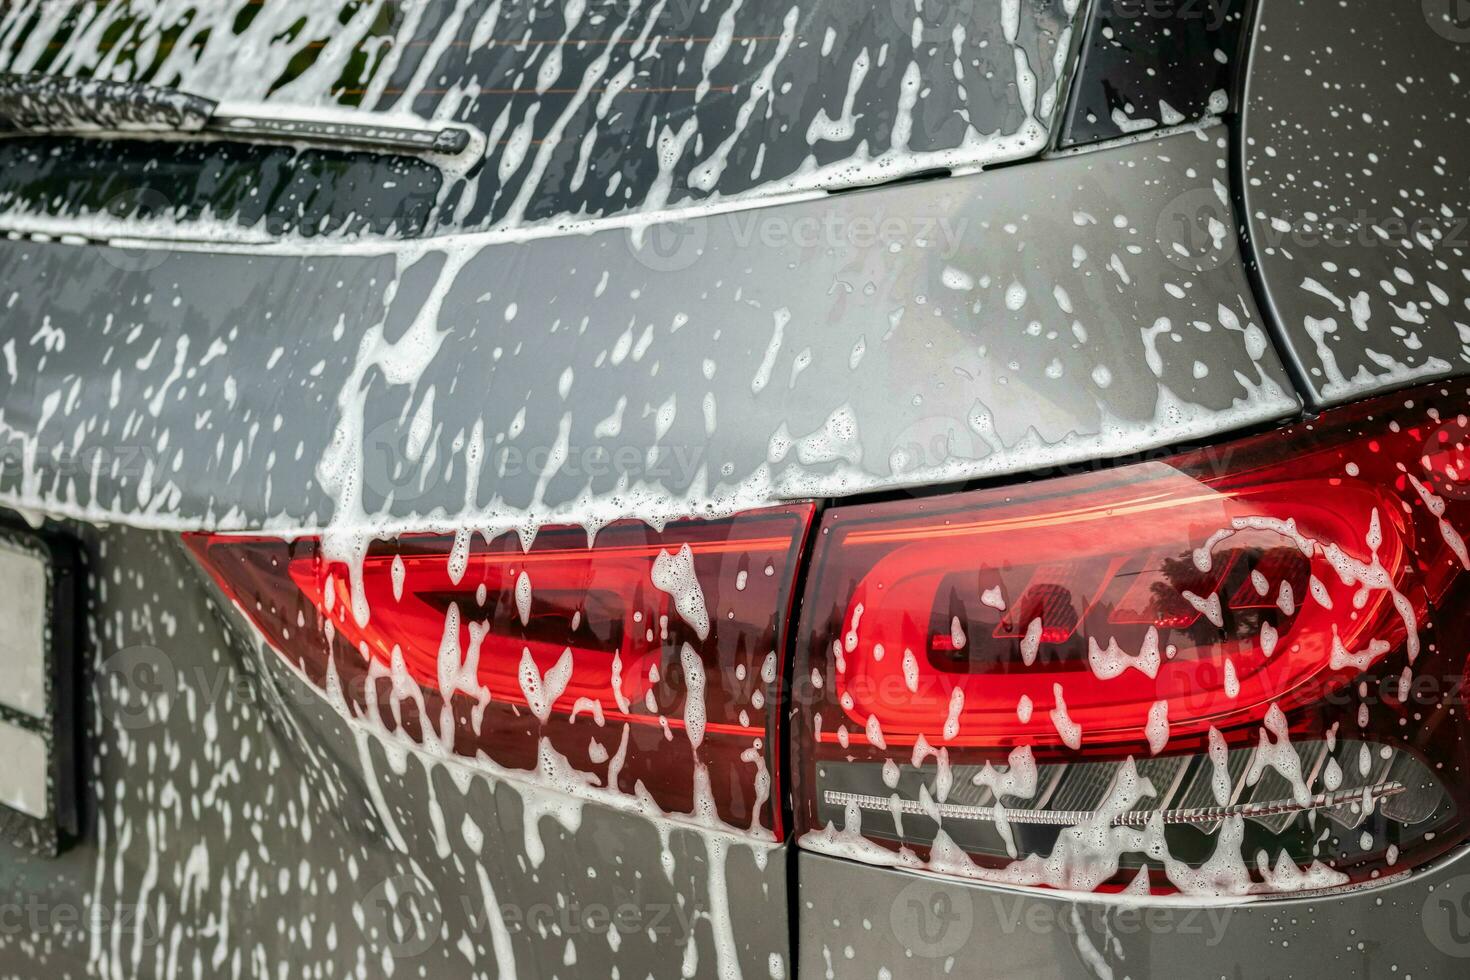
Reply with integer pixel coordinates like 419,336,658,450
0,72,471,155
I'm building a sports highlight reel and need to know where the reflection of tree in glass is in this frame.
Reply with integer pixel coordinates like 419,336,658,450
1149,545,1306,650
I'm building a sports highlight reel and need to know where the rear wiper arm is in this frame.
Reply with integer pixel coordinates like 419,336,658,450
0,72,471,155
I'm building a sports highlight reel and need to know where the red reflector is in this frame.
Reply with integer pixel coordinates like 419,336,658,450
185,504,813,838
793,387,1470,896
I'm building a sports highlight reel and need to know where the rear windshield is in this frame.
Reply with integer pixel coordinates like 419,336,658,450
0,0,1074,240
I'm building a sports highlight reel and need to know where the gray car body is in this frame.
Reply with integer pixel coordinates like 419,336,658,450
1,0,1468,977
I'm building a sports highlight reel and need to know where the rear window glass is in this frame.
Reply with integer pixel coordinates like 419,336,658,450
0,0,1076,239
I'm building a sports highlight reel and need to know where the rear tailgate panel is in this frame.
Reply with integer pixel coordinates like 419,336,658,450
0,127,1297,532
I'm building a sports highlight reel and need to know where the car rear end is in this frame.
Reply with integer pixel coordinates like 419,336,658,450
2,1,1469,977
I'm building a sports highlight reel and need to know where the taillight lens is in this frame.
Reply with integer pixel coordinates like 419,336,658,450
793,388,1470,896
186,504,813,837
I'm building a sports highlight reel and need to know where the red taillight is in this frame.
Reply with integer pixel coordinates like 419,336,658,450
793,388,1470,896
186,504,813,838
819,472,1407,750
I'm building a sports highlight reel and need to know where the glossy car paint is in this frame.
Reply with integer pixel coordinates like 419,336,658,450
1240,0,1470,405
1,0,1468,978
799,844,1470,978
0,2,1107,975
0,127,1296,532
0,125,1301,979
3,523,789,977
